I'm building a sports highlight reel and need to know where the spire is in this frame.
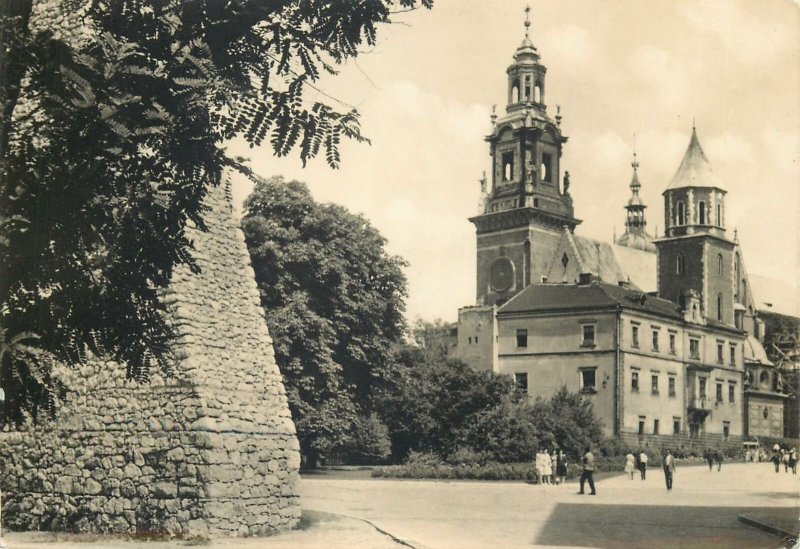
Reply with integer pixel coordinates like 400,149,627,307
630,135,641,194
514,5,538,56
524,4,531,38
666,124,722,190
617,143,656,252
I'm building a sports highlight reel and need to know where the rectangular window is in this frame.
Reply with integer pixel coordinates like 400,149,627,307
514,372,528,393
632,325,640,348
673,418,681,435
669,333,676,355
723,421,730,440
668,376,676,397
468,337,472,344
651,374,659,395
516,329,528,348
716,382,723,402
638,416,645,435
729,344,736,366
699,377,707,397
631,370,639,392
475,336,478,344
581,324,596,347
580,368,597,393
689,338,700,359
728,382,735,403
717,341,724,364
652,330,659,352
653,419,660,435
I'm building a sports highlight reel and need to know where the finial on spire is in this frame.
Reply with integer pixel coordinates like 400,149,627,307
692,116,696,131
556,105,562,127
524,5,531,37
490,104,497,126
631,133,639,172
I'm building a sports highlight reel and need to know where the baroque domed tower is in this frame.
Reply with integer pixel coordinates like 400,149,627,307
616,149,656,252
656,124,735,325
469,7,580,305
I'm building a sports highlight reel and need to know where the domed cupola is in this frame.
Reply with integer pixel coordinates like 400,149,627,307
506,6,548,116
663,124,727,239
616,149,656,252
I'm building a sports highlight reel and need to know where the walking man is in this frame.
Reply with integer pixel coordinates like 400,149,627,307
663,449,676,490
578,445,596,495
639,449,648,480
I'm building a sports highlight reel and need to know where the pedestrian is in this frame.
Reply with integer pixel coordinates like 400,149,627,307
790,448,798,475
577,445,596,495
556,450,568,485
704,448,713,471
639,449,648,480
534,450,543,484
782,449,790,473
624,451,636,480
771,450,781,473
663,449,676,490
714,450,723,472
542,448,553,484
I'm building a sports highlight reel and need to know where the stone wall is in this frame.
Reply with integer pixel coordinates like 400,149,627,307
0,176,302,536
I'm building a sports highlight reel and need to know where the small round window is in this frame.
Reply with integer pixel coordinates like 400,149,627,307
762,407,769,420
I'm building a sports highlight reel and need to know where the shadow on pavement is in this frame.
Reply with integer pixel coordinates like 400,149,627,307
535,504,792,549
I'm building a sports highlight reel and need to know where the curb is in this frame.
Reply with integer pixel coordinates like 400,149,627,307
737,514,799,542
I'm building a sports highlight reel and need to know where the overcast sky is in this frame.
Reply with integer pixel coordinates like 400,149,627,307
229,0,799,323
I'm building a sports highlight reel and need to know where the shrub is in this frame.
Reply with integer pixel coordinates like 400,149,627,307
445,447,490,466
372,461,540,482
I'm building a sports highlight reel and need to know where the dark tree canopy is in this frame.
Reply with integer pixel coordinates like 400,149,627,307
0,0,432,420
241,175,408,464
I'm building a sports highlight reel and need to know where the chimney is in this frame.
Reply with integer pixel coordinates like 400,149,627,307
578,272,593,286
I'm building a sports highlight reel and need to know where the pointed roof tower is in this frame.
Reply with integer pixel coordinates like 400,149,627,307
666,122,723,191
617,146,656,252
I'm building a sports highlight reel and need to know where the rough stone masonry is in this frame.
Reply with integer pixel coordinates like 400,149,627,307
0,0,301,537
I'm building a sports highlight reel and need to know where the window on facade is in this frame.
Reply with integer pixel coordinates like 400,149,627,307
717,293,723,322
668,376,676,397
534,83,542,103
716,382,723,402
729,344,736,366
723,421,730,439
759,370,769,386
698,201,706,225
631,370,639,392
717,341,724,363
511,80,520,103
541,153,552,183
677,202,686,225
690,423,700,438
651,374,659,395
581,324,595,347
653,419,660,435
652,330,659,351
502,152,514,181
762,407,769,419
689,338,700,359
638,416,645,435
699,377,707,397
676,254,685,275
468,337,472,344
580,368,597,393
475,336,479,344
717,254,723,276
514,372,528,393
524,75,531,102
673,418,681,435
632,325,639,348
716,203,722,226
669,333,676,355
728,383,735,403
516,329,528,348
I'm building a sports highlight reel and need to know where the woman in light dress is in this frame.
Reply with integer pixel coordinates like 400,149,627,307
624,451,636,480
541,448,553,484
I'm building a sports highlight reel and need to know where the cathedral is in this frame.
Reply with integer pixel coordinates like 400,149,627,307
452,12,793,450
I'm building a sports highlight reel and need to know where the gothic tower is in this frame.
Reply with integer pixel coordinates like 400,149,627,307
470,8,580,305
616,150,656,252
656,125,735,326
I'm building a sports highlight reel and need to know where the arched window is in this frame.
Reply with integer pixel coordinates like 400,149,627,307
524,75,532,102
534,84,542,103
676,253,685,275
677,202,686,225
717,254,723,276
717,293,723,321
511,80,520,103
759,370,769,386
716,203,722,226
698,201,706,225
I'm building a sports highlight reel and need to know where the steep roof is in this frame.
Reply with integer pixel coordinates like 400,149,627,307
610,244,657,291
499,280,682,319
744,334,773,366
665,126,724,191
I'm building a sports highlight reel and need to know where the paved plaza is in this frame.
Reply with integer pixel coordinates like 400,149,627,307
3,462,797,548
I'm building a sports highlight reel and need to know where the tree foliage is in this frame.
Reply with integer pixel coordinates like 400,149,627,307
241,175,407,464
0,0,432,420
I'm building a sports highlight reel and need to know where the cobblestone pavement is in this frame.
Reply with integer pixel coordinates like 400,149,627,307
300,462,799,548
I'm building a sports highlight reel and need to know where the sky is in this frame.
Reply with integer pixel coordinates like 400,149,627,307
228,0,800,323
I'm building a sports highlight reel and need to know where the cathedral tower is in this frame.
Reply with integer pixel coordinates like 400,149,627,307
616,149,656,252
470,8,580,305
656,125,735,325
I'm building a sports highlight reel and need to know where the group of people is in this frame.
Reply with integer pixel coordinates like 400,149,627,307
703,448,725,471
770,444,798,474
534,448,567,485
623,450,649,480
